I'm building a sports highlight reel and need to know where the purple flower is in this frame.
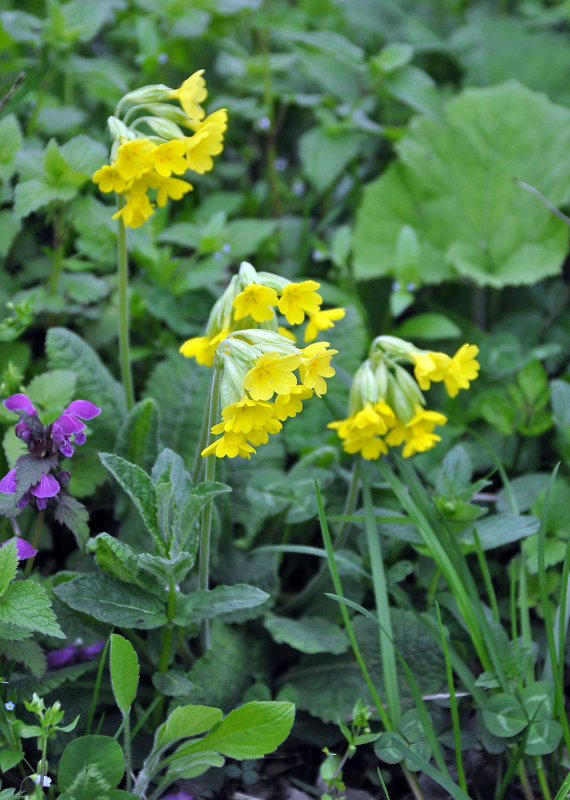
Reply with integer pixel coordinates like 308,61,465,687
160,792,194,800
29,474,61,509
46,645,78,670
79,640,105,661
0,537,38,560
4,394,37,415
52,400,101,458
0,469,17,494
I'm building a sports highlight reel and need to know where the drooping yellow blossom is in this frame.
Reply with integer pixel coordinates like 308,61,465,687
243,352,300,401
92,164,128,194
219,397,275,434
278,280,322,325
151,139,188,177
305,307,346,343
185,110,228,173
385,406,447,458
112,193,155,228
179,328,229,367
274,385,313,421
168,69,207,121
201,430,255,459
412,351,451,391
114,139,155,180
154,175,193,208
444,344,480,398
299,342,337,397
328,402,396,460
233,284,279,322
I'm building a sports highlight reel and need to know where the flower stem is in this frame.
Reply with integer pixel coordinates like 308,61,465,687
199,366,222,653
152,577,178,728
24,509,44,576
116,197,135,412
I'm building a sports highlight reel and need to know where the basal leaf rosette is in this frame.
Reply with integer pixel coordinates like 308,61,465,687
201,331,338,459
329,335,480,460
92,70,227,227
179,261,345,368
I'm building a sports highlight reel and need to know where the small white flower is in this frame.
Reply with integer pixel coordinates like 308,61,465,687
31,774,52,787
4,701,15,711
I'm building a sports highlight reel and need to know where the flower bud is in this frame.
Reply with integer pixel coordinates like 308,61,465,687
386,373,415,424
374,360,389,399
144,116,185,140
371,335,415,358
120,84,171,105
107,116,131,142
393,364,424,407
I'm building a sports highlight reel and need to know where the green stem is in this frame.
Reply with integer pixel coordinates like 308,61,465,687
123,713,132,792
191,383,214,485
24,510,45,576
199,367,222,653
116,197,135,411
536,758,552,800
85,634,112,735
152,578,178,727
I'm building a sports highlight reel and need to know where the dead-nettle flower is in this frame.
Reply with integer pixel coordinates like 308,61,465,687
0,393,100,512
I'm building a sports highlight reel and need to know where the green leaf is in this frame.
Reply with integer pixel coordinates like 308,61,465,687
53,494,90,552
372,42,414,73
0,113,22,181
151,671,195,698
26,370,77,413
391,313,461,341
99,453,160,545
551,380,570,426
53,573,168,629
521,681,554,722
299,127,363,193
496,473,551,514
110,634,139,718
58,735,124,797
524,719,563,756
0,580,64,638
0,637,46,678
470,514,539,550
0,210,22,258
59,135,107,176
173,584,269,625
13,178,62,219
383,65,442,117
115,399,159,473
264,614,349,655
375,731,406,764
87,533,142,586
12,453,59,502
153,705,223,755
483,694,527,738
0,538,18,596
162,749,225,781
354,83,570,287
190,701,295,759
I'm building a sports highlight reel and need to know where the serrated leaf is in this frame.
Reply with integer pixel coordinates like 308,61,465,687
354,83,570,287
53,494,90,552
174,584,269,626
115,399,159,473
87,533,141,586
99,453,160,545
14,178,61,219
0,538,18,596
190,701,294,759
0,580,64,638
26,370,77,413
53,573,167,629
60,134,107,176
0,637,46,678
264,614,349,655
110,634,139,718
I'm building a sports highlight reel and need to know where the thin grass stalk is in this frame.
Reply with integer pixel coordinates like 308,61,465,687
85,633,112,734
116,199,135,411
552,770,570,800
553,534,570,753
435,602,467,794
315,480,392,731
535,758,552,800
538,467,560,687
362,477,400,725
518,556,534,686
472,529,500,623
495,732,531,800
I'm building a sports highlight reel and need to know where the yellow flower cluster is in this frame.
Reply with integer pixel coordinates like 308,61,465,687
179,262,344,459
92,70,227,227
329,337,479,460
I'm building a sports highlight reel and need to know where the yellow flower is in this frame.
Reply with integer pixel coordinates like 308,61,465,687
219,397,274,434
179,328,228,366
274,385,313,421
169,70,207,122
328,401,396,460
233,284,279,322
385,406,447,458
278,280,322,325
201,430,255,459
92,164,128,194
114,139,155,181
154,175,193,208
151,139,188,177
443,344,480,398
412,351,451,391
242,352,300,401
278,326,297,343
304,307,345,343
344,433,388,460
185,110,227,173
247,417,283,445
299,342,337,397
112,192,155,228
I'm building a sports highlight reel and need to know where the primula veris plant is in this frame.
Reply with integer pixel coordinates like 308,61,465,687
92,70,227,227
329,336,479,459
180,261,344,459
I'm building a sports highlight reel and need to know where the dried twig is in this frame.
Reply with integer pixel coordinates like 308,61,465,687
0,72,25,113
514,178,570,226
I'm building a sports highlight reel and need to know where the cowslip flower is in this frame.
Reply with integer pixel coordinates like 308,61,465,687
93,71,227,227
329,335,479,460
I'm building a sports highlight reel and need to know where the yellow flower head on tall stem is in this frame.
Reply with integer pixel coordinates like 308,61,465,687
232,284,279,323
169,69,208,121
278,280,322,325
412,351,451,391
385,406,447,458
151,139,188,177
242,352,300,402
112,192,154,228
114,139,155,181
92,164,128,194
299,342,337,397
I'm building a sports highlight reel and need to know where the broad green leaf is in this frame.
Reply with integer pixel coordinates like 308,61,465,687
383,65,442,117
470,514,539,550
14,178,61,219
372,42,414,73
374,731,406,764
0,210,21,258
115,399,159,473
0,637,46,678
173,584,269,625
26,370,77,414
153,705,223,754
53,494,90,553
521,681,554,722
0,113,22,181
483,694,527,738
151,671,195,698
53,573,167,629
434,445,472,500
0,580,64,638
524,719,563,756
189,701,295,759
87,533,142,586
354,83,570,287
61,273,109,305
551,380,570,426
0,539,18,597
391,313,461,341
264,613,349,655
58,736,124,797
99,453,160,545
496,473,550,514
299,127,363,193
110,634,139,718
59,134,107,176
163,749,225,781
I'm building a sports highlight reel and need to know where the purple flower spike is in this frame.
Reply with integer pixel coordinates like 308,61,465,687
30,473,61,499
3,394,37,416
64,400,101,420
0,468,17,495
46,645,77,670
79,640,105,661
1,537,38,561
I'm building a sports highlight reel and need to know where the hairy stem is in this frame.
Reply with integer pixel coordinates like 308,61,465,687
116,198,135,411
